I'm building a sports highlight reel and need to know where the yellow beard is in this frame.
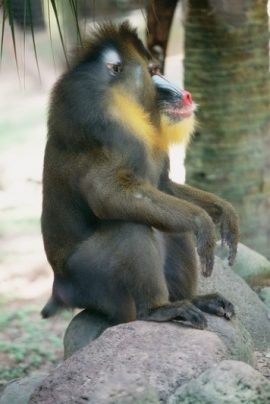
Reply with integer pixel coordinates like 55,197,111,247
159,114,196,150
109,88,196,152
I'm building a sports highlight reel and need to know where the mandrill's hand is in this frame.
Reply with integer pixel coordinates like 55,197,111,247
194,211,217,278
165,181,239,270
218,201,239,266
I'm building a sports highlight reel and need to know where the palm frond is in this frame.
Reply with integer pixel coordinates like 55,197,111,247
2,0,20,76
68,0,82,46
50,0,69,67
47,0,56,71
0,3,6,62
27,0,41,81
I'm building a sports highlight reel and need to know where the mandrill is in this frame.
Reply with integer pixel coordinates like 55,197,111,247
41,22,239,328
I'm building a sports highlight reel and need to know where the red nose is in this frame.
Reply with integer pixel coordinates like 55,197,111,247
182,90,192,105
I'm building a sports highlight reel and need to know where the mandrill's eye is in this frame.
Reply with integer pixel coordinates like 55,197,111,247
103,49,123,76
148,63,161,76
106,62,123,75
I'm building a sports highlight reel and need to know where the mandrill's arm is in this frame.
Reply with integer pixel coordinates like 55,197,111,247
80,163,216,277
165,180,239,266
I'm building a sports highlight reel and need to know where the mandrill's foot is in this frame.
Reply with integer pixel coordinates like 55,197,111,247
143,300,207,330
192,293,235,320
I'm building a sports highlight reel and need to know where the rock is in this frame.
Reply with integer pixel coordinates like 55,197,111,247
30,321,227,403
198,257,270,351
64,310,253,364
205,314,253,364
0,373,47,404
168,360,270,404
258,287,270,309
254,351,270,380
216,242,270,285
64,311,110,359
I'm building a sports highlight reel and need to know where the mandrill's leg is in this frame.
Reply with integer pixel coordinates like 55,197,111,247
192,293,235,320
163,232,234,324
141,300,207,330
135,230,207,330
163,232,198,302
45,223,208,329
67,223,208,329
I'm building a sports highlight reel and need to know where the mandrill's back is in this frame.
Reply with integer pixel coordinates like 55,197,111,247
41,137,98,274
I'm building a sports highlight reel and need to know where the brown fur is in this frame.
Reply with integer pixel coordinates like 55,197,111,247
41,22,238,327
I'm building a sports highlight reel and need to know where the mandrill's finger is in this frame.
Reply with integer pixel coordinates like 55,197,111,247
199,252,214,277
220,223,226,247
228,240,237,266
221,207,240,266
200,257,206,277
225,226,239,266
220,216,239,267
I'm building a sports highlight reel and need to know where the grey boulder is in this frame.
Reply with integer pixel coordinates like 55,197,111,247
169,359,270,404
216,242,270,284
30,321,227,403
0,373,47,404
198,256,270,351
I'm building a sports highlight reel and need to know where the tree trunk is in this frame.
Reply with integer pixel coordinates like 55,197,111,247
146,0,177,72
184,0,270,257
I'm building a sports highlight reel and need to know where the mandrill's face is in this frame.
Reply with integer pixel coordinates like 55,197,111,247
101,45,196,124
66,23,196,150
77,34,196,125
152,74,196,123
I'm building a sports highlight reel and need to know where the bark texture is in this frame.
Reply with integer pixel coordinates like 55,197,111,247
146,0,177,71
184,0,270,257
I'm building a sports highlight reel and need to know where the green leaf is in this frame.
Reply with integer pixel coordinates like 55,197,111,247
26,0,41,82
68,0,82,46
47,0,56,70
3,0,20,78
50,0,69,67
0,2,6,63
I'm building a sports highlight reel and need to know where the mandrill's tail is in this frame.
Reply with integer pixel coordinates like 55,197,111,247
41,296,63,318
